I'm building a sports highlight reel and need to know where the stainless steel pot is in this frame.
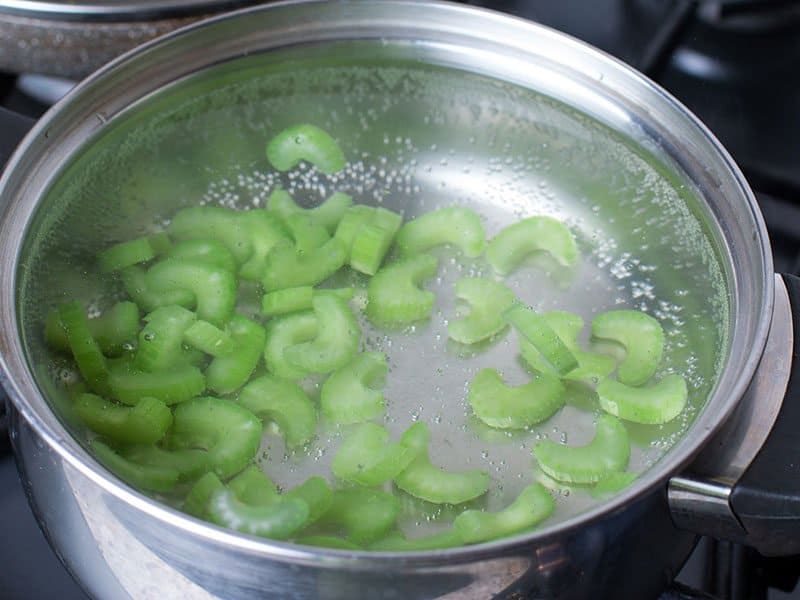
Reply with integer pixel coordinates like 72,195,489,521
1,2,798,599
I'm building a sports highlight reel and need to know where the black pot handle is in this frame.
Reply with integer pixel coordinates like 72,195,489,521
728,273,800,556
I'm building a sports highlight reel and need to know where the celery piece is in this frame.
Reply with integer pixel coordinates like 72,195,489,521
453,483,555,544
394,422,490,505
262,237,347,291
74,393,172,445
238,375,317,449
504,304,578,376
590,471,638,499
228,465,279,506
263,311,317,380
597,374,688,424
332,423,416,486
91,439,179,493
184,472,225,518
134,305,197,372
284,294,361,374
284,213,331,255
146,232,173,256
366,254,438,325
334,205,376,249
46,301,140,357
533,414,630,484
284,476,333,525
98,236,155,273
467,368,565,429
349,208,403,276
396,206,486,258
320,351,387,425
448,278,516,345
58,301,110,395
296,536,361,550
206,314,266,395
208,489,309,540
146,258,237,327
268,189,353,233
118,444,209,482
486,216,577,275
238,209,290,281
170,396,262,479
317,488,400,545
261,286,315,317
169,206,250,262
121,265,194,313
591,310,665,386
108,364,205,406
166,239,238,273
183,320,234,357
369,529,463,551
266,123,345,175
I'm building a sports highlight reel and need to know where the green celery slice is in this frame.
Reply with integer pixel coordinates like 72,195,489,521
238,374,317,448
366,254,438,325
206,314,266,395
334,205,376,249
118,444,209,482
46,301,140,357
207,489,309,540
184,472,225,518
182,320,235,357
267,189,353,233
228,465,280,506
317,488,400,545
596,374,688,424
320,351,387,425
266,123,345,175
74,393,172,445
296,536,361,550
369,529,463,551
284,213,331,255
108,363,205,406
263,311,318,380
146,231,172,256
467,368,565,429
134,305,197,372
332,423,416,486
394,422,489,505
590,471,638,499
91,439,179,493
165,239,238,273
533,414,630,484
169,396,262,479
261,286,315,317
283,294,361,374
169,206,251,263
284,476,333,525
592,310,665,386
453,482,555,544
120,265,194,313
98,236,155,273
504,304,579,376
448,278,516,344
349,208,403,276
486,215,577,275
262,237,347,291
395,206,486,258
238,209,290,281
58,301,110,395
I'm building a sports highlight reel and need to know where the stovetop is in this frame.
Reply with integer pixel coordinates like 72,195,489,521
2,1,800,599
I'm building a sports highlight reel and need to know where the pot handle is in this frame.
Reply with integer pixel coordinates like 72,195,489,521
0,106,36,171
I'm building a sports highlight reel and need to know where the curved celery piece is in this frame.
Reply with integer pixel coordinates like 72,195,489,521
108,364,205,406
183,320,234,357
146,232,172,256
261,286,315,317
165,239,237,273
262,237,347,291
98,236,155,273
207,489,309,540
518,311,615,383
284,213,331,255
58,301,110,395
533,414,631,484
467,368,565,429
146,258,236,326
396,206,486,258
228,465,279,506
266,123,346,175
334,205,376,249
591,471,638,499
121,265,194,313
453,483,555,544
170,397,262,479
394,422,490,505
284,294,361,374
504,304,578,376
169,206,250,262
184,472,225,518
284,476,333,525
317,488,400,545
592,310,665,386
350,207,403,276
597,374,688,424
74,393,172,445
332,423,415,486
320,351,387,425
206,314,266,395
369,529,463,551
296,536,361,550
238,209,290,281
46,301,140,357
91,439,179,493
263,311,317,380
238,375,317,448
366,254,438,325
448,278,516,344
267,189,353,233
486,216,577,275
118,444,209,482
134,305,197,372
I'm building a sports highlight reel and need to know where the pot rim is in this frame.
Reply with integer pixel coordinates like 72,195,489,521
0,0,774,567
0,0,257,21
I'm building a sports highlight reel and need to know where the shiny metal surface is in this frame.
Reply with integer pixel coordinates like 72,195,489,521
0,1,777,598
0,0,253,19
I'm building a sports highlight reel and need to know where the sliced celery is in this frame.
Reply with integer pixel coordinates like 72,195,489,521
317,488,400,545
592,310,665,386
206,314,266,395
334,205,376,249
486,216,577,275
98,236,155,273
118,444,209,482
369,529,463,551
453,482,555,544
261,286,315,317
366,254,438,325
597,374,688,424
169,206,251,263
238,375,317,449
134,305,197,372
320,351,387,425
533,414,630,484
467,368,565,429
46,301,139,357
284,476,333,525
263,311,318,380
448,278,516,344
91,439,179,493
266,123,346,175
165,239,238,273
349,208,403,276
58,301,110,395
74,393,172,445
183,320,234,357
228,465,279,506
262,238,347,291
590,471,638,499
396,206,486,258
332,423,415,486
108,364,205,406
267,189,353,233
284,213,331,255
184,472,225,518
504,304,578,376
121,265,194,313
207,490,309,540
238,209,290,281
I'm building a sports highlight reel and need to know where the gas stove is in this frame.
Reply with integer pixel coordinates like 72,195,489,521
2,1,800,599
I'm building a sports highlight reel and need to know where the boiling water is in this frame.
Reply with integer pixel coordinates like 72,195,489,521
19,54,729,540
